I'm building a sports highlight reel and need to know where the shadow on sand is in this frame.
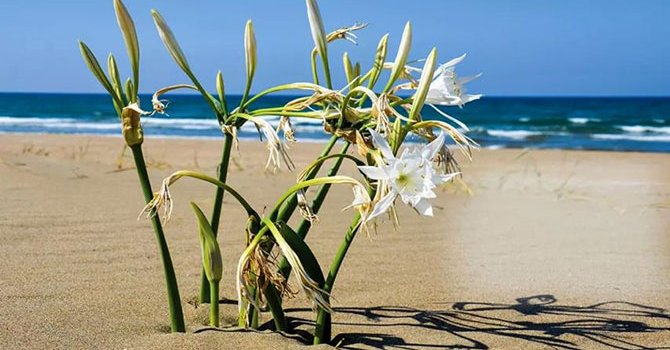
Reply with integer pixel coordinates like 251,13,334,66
276,294,670,349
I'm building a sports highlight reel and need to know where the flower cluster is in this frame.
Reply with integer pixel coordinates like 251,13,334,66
80,0,480,343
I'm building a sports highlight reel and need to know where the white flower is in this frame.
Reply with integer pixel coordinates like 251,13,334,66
425,54,482,107
358,130,458,221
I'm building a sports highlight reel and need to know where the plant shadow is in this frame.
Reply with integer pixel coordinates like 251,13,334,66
279,294,670,349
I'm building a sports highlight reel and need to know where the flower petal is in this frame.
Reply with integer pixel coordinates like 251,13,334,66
358,165,388,180
369,129,394,160
413,198,433,216
366,191,396,222
421,131,446,162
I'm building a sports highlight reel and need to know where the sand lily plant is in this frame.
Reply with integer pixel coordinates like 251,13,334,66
80,0,480,344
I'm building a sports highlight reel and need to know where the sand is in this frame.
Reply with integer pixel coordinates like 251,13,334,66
0,133,669,349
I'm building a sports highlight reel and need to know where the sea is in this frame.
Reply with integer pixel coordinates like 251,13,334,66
0,93,668,153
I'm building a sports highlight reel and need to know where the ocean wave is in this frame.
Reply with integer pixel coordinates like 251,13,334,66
568,117,599,124
617,125,670,134
0,115,326,133
486,129,543,140
592,134,670,142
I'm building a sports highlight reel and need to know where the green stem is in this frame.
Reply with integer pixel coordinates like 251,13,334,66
209,281,219,327
277,143,350,279
130,145,185,333
270,135,338,222
244,136,337,330
200,134,234,303
264,284,287,331
313,213,363,344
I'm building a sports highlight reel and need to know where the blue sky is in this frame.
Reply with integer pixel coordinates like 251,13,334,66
1,0,668,96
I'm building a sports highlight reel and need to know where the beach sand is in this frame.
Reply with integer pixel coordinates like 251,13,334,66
0,133,669,349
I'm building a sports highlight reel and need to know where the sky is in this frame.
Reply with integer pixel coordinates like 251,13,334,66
0,0,668,96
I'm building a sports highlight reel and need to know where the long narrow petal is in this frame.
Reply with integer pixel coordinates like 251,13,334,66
366,191,396,222
421,131,446,161
413,198,433,216
358,165,388,180
369,129,394,160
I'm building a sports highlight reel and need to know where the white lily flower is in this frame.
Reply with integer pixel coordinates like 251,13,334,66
359,130,458,221
425,54,482,107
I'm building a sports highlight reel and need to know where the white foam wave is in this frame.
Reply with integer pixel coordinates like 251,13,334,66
592,134,670,142
0,115,326,134
617,125,670,134
486,129,543,140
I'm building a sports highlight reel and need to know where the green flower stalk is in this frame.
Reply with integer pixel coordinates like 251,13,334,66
79,0,186,333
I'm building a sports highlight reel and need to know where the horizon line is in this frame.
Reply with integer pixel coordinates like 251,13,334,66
0,91,669,99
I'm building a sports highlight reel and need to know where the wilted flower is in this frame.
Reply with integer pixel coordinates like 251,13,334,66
297,189,319,224
250,116,295,171
326,23,368,45
140,176,173,222
277,116,297,143
359,130,458,220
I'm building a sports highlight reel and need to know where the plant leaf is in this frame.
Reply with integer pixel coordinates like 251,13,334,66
278,223,325,286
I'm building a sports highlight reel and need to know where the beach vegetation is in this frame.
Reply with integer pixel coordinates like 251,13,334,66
79,0,479,343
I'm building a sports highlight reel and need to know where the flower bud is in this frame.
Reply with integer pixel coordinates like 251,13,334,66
305,0,327,63
409,48,437,121
151,9,192,75
244,20,257,84
383,22,412,93
79,41,117,99
113,0,139,98
191,202,223,283
367,34,388,89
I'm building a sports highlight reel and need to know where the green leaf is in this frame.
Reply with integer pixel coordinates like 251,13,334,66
190,202,223,283
278,223,324,286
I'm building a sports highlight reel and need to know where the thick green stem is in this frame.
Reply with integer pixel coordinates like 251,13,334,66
271,135,338,222
264,284,287,331
313,213,362,344
209,281,219,327
200,134,234,303
130,145,185,333
200,134,233,303
277,143,350,279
